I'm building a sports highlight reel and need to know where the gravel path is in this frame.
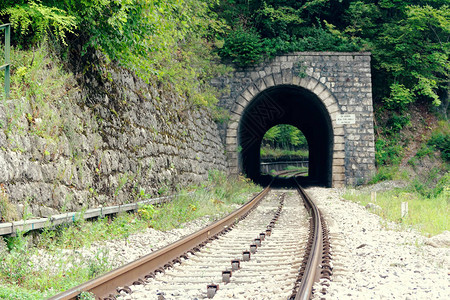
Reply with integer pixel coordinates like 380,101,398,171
308,187,449,300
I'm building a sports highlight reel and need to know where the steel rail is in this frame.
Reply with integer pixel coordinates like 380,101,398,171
48,185,272,300
294,179,323,300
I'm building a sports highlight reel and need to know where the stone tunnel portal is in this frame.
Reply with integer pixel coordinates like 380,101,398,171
238,85,333,187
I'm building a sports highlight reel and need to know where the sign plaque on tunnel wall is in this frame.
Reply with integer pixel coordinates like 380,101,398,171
336,114,356,125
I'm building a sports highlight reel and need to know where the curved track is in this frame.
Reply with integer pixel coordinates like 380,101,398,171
49,181,331,300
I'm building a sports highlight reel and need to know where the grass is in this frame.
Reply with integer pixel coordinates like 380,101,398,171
343,185,449,237
2,44,77,142
0,171,260,299
140,171,261,231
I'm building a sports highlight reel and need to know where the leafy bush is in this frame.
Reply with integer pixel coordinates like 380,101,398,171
385,113,411,134
375,137,403,166
369,166,399,184
411,168,449,198
0,232,32,285
1,1,76,45
219,25,264,67
428,121,450,161
384,83,414,111
1,0,230,108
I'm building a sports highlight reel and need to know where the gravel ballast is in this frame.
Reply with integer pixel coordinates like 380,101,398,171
31,187,449,299
308,187,449,300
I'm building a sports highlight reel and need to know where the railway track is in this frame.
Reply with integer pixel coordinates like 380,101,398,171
49,181,331,300
272,169,308,178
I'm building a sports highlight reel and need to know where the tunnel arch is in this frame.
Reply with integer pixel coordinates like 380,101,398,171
226,72,344,187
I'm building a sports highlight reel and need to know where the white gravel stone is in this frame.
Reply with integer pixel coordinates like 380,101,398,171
31,216,218,274
30,187,449,300
308,187,449,300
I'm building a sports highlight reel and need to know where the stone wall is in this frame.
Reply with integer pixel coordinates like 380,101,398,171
0,65,227,220
213,52,376,186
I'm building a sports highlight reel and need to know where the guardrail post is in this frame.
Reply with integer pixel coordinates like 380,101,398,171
1,23,11,99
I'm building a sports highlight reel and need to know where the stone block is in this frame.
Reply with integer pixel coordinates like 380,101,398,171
334,127,345,135
281,69,293,84
332,173,345,182
231,104,244,115
333,180,345,188
254,78,267,92
318,88,332,101
273,73,283,85
272,65,281,74
333,143,345,151
306,78,319,91
333,165,345,174
228,121,239,130
327,103,339,114
263,75,275,88
250,71,260,81
225,136,236,145
334,136,345,144
292,75,301,86
334,151,345,159
248,84,259,97
229,167,238,175
299,77,310,88
241,89,253,102
312,83,326,96
332,158,345,166
281,61,293,70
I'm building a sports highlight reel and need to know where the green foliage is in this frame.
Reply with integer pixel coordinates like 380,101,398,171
343,185,449,236
138,204,158,227
384,83,414,111
262,124,307,150
0,232,32,286
77,291,96,300
2,44,78,143
1,0,230,108
260,124,308,161
385,113,411,134
408,144,434,167
427,121,450,161
0,284,43,300
1,1,76,45
214,0,449,110
86,248,110,279
368,166,406,184
218,25,264,67
141,171,260,231
356,2,449,109
375,137,403,166
411,168,449,198
63,0,229,107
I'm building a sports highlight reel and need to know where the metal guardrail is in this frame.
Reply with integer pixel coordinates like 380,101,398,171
0,23,11,99
0,194,185,236
260,160,309,173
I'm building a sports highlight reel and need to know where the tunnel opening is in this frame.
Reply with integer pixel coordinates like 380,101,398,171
260,124,309,178
237,85,333,187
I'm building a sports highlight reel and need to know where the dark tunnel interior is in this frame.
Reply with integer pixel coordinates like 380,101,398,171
237,85,333,187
